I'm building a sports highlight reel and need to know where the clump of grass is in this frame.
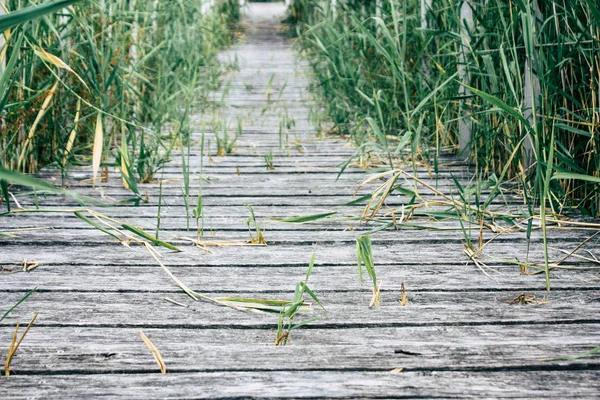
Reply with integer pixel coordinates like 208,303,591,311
244,203,266,245
275,253,325,346
213,119,240,156
164,254,325,335
356,235,380,307
264,149,275,170
4,312,39,376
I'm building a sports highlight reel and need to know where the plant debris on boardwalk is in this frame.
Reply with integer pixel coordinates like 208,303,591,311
0,2,599,398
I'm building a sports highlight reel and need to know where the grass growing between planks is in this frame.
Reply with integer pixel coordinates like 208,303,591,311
1,288,37,377
162,253,325,345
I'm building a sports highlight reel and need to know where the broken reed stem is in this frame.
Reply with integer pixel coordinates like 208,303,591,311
143,243,250,312
143,243,199,301
4,312,39,376
400,283,408,307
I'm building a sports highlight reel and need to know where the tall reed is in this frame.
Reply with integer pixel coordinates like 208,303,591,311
0,0,240,189
292,0,600,217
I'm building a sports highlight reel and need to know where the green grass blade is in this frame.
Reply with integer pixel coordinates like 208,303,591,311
1,179,10,213
551,172,600,184
0,288,36,323
272,211,337,223
461,83,532,132
0,0,85,32
305,252,316,282
543,345,600,362
290,316,325,331
0,166,99,206
74,212,120,240
121,223,181,252
300,282,325,310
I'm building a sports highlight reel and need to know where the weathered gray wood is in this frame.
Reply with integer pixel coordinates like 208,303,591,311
0,241,583,269
1,290,598,329
1,261,598,292
2,325,600,374
2,225,593,246
1,371,599,399
458,0,474,157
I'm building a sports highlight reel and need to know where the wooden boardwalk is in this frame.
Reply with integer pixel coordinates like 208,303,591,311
1,3,599,398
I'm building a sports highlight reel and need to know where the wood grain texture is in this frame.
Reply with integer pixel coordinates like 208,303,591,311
2,371,600,399
0,3,598,399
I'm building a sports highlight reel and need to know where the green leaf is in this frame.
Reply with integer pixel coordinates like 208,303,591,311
0,165,97,206
461,83,533,132
282,300,304,318
0,288,36,323
300,282,325,310
305,252,316,282
0,0,85,32
410,72,457,118
0,35,24,105
583,0,600,26
1,179,10,213
343,194,371,206
357,235,377,286
121,223,181,252
543,345,600,362
0,165,64,193
272,211,337,223
290,316,325,331
364,117,387,149
394,130,413,153
555,124,591,138
74,212,120,240
551,172,600,184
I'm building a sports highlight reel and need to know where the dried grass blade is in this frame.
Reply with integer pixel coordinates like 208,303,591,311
400,283,408,306
74,211,120,240
92,113,103,188
34,46,88,89
144,243,198,301
17,81,59,170
62,98,81,167
4,312,39,376
139,330,166,374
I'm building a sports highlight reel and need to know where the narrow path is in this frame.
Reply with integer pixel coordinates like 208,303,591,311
1,4,599,398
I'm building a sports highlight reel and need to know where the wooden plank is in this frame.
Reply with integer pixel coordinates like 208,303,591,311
0,226,595,256
1,261,597,292
1,325,599,374
1,371,599,398
0,290,598,328
0,241,582,268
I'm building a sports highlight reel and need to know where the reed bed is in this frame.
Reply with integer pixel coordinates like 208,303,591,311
282,0,600,290
291,0,600,218
0,0,241,192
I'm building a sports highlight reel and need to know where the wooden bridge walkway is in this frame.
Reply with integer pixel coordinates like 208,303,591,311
1,3,599,398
